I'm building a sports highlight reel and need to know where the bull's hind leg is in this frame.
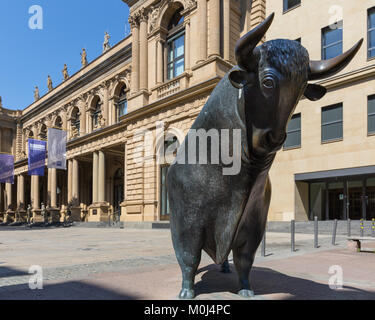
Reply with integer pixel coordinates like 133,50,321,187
171,226,203,299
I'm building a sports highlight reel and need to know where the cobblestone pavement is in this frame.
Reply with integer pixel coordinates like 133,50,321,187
0,226,374,299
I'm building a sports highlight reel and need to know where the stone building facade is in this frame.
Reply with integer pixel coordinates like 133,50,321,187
3,0,373,224
0,0,266,223
267,0,375,221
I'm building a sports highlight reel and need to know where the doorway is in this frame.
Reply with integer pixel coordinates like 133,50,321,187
113,168,124,213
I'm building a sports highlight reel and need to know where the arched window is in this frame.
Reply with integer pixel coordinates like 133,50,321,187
54,116,63,129
167,8,185,80
92,97,102,130
116,85,127,122
39,124,47,140
71,107,80,135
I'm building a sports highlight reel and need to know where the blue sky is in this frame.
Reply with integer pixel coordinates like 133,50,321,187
0,0,130,110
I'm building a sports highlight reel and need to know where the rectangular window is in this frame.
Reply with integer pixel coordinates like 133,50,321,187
368,95,375,134
368,7,375,59
321,103,343,143
167,31,185,80
322,22,343,59
284,113,301,149
283,0,301,12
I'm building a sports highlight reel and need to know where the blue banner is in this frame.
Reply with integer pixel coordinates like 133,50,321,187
0,154,14,184
28,139,46,176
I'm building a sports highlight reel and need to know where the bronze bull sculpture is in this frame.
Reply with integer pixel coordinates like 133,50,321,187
167,13,362,299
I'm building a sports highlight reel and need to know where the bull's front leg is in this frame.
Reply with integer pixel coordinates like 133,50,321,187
233,175,271,298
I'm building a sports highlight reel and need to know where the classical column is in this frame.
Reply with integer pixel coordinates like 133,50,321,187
47,168,51,206
51,168,57,208
129,16,140,93
208,0,221,58
67,159,72,204
139,10,148,91
92,151,98,203
72,158,79,204
223,0,230,61
185,20,191,70
5,183,12,210
197,0,207,63
17,175,24,209
157,40,164,84
33,176,40,209
98,150,105,203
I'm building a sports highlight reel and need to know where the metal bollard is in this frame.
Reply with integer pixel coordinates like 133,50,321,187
314,216,318,248
261,232,266,257
291,220,295,252
372,219,375,238
360,218,364,237
347,218,351,237
332,219,338,245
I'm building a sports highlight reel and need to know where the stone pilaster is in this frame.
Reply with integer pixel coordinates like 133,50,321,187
208,0,221,58
129,15,140,94
197,0,207,64
139,9,149,91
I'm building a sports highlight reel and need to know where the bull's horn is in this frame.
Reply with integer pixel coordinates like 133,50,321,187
309,39,363,81
235,13,275,71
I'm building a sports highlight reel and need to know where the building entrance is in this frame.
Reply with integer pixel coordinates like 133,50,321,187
309,175,375,220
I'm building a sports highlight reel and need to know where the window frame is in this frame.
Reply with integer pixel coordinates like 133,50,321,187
283,113,302,150
367,94,375,135
368,7,375,60
283,0,301,13
321,103,343,143
92,99,102,129
321,22,343,60
116,86,128,122
166,29,185,81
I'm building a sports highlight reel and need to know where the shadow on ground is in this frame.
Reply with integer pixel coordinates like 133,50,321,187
195,264,375,300
0,266,29,278
0,280,139,300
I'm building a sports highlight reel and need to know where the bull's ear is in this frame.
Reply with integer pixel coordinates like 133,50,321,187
304,83,327,101
228,70,255,89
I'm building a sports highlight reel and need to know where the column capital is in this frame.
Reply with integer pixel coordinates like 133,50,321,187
128,15,139,29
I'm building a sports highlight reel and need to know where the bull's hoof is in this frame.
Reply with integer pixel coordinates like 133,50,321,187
238,289,255,298
179,288,195,299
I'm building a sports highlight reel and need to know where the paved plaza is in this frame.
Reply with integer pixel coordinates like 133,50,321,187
0,225,374,300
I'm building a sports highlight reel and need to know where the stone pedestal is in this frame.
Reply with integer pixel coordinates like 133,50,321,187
88,202,110,222
71,207,82,222
4,210,15,223
16,210,27,222
32,209,43,223
48,208,61,223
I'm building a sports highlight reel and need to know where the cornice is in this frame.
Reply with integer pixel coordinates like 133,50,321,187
21,43,132,123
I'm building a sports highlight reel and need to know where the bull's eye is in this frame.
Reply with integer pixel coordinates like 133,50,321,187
263,78,275,89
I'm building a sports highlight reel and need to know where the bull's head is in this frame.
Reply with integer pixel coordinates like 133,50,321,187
229,13,363,156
